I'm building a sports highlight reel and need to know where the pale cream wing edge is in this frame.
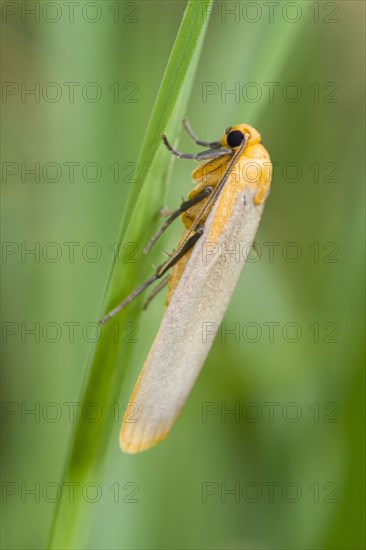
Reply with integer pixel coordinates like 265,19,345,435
120,188,265,453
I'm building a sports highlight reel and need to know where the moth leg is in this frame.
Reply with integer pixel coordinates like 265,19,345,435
162,134,232,161
99,272,159,325
156,226,203,278
182,118,221,148
144,186,213,254
142,276,169,310
100,227,204,324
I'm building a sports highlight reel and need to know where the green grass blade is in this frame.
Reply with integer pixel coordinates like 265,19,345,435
47,1,213,548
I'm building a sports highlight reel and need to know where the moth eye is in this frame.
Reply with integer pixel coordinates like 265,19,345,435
227,130,244,148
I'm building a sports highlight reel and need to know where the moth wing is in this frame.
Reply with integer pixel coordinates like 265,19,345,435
120,186,265,453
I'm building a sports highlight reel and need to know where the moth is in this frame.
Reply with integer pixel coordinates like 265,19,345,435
101,119,272,453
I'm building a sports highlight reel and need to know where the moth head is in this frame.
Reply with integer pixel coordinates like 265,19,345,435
221,124,261,150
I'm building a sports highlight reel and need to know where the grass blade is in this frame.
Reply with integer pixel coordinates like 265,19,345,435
47,1,213,548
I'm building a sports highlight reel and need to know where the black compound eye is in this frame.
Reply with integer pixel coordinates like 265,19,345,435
227,130,244,148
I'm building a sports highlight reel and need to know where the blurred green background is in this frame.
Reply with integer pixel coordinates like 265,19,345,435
1,1,365,549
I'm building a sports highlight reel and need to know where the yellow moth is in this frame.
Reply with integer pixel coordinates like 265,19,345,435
100,120,272,453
